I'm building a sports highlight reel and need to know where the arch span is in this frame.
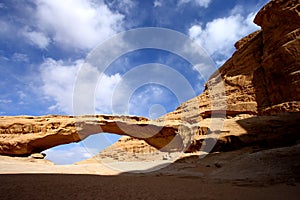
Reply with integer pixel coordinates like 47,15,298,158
0,115,191,156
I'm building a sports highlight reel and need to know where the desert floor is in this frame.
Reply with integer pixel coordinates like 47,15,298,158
0,144,299,200
1,173,299,200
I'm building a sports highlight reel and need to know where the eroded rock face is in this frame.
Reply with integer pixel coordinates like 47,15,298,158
81,136,161,163
254,0,300,114
162,0,300,122
0,115,190,156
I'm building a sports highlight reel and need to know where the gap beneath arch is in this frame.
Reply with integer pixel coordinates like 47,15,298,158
42,133,121,165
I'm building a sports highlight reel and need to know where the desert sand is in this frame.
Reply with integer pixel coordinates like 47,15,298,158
1,144,299,200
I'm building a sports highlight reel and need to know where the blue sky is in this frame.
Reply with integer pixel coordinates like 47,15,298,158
0,0,269,164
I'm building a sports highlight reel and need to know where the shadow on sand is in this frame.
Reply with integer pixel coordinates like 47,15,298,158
1,171,299,200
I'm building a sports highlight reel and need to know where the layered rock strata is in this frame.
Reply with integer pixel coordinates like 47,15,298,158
0,115,188,155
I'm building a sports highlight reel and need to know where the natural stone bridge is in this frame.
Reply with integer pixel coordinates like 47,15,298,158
1,112,300,157
0,115,193,156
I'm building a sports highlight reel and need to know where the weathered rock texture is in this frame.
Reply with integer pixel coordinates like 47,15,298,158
0,115,187,155
81,136,162,163
83,112,300,163
0,0,299,156
254,0,300,114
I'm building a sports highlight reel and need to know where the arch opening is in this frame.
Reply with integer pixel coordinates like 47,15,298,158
42,133,120,165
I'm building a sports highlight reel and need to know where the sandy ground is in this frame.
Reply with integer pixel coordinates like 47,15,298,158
1,173,299,200
0,144,299,200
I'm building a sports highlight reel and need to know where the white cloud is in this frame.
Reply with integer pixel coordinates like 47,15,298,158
107,0,136,15
95,73,122,114
128,85,169,118
39,58,122,115
22,29,50,49
12,53,29,62
0,20,9,34
40,58,80,114
178,0,212,8
33,0,124,49
188,8,259,65
0,99,12,104
154,0,163,8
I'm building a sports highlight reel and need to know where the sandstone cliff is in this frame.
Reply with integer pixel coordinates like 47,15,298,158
163,0,300,122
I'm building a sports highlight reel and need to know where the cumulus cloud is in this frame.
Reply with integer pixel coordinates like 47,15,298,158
31,0,124,49
178,0,212,8
40,58,121,114
40,58,80,113
40,58,190,117
22,29,50,49
107,0,136,15
188,7,259,65
95,73,122,114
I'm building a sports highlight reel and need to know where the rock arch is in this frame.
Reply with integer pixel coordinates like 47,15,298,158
0,115,189,156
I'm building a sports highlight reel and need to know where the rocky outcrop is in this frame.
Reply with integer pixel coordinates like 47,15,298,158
163,0,300,122
0,115,190,156
98,112,300,158
79,136,162,163
254,0,300,114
